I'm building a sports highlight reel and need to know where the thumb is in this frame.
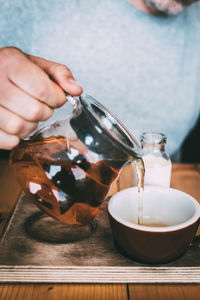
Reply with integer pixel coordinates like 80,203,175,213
28,54,83,96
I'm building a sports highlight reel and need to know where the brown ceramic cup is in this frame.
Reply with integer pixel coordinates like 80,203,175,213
108,186,200,264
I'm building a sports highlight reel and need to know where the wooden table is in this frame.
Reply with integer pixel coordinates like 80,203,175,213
0,159,200,300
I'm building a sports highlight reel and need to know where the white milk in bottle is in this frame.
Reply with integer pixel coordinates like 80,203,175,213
132,132,172,188
142,153,171,187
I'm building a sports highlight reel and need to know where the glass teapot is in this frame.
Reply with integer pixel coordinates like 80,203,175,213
10,94,141,226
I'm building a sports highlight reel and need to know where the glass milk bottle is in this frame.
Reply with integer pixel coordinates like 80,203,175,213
140,132,172,187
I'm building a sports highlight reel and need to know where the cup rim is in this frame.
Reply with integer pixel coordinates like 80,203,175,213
108,186,200,233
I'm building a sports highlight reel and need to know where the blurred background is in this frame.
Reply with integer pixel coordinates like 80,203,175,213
181,115,200,163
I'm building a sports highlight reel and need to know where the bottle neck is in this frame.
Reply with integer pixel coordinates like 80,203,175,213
140,132,169,159
140,132,167,148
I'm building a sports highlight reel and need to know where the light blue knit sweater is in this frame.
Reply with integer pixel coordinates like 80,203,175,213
1,0,200,156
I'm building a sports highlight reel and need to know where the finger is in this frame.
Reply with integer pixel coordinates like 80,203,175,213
0,77,54,122
0,106,38,138
2,47,66,108
0,130,19,150
29,55,83,96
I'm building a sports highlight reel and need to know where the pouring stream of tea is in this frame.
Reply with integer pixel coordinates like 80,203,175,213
133,158,145,225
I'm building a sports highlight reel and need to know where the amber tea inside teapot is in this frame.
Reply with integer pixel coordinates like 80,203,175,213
10,94,141,226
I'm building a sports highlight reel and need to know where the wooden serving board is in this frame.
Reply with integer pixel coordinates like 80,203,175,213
0,193,200,283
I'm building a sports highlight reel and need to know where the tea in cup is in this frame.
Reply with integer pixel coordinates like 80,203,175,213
108,186,200,264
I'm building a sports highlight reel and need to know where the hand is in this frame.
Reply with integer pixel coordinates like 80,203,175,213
0,47,83,150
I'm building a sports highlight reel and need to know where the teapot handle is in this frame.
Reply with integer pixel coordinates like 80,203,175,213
65,92,79,108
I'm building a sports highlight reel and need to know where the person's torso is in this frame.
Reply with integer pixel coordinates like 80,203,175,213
1,0,200,155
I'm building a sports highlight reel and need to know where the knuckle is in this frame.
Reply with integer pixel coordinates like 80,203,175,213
34,85,48,101
51,89,66,108
7,116,24,135
36,105,53,121
42,107,54,121
51,64,72,77
0,47,21,67
27,103,43,121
